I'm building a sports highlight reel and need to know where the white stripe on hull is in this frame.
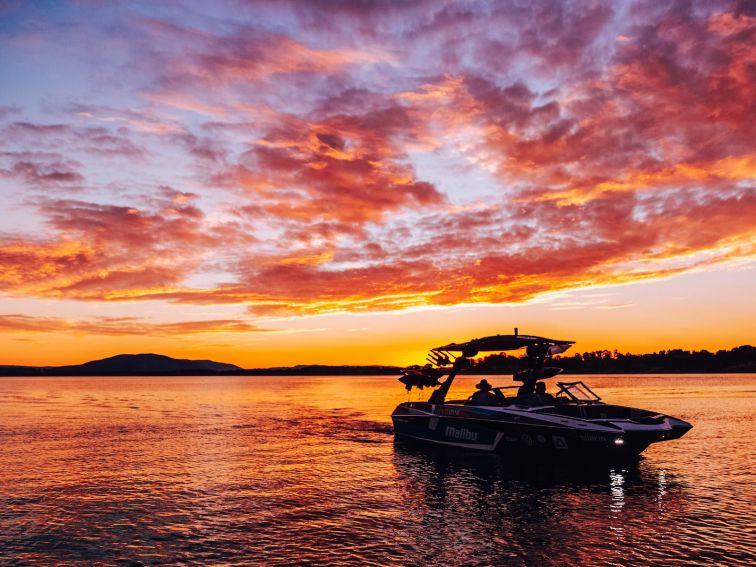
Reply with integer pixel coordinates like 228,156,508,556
397,431,504,452
394,405,678,435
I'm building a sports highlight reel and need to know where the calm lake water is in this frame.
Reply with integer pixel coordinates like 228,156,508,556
1,374,754,566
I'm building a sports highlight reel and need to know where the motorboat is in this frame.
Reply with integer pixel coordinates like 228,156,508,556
392,331,692,460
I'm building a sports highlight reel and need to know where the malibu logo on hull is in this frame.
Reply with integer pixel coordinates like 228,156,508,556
445,426,478,441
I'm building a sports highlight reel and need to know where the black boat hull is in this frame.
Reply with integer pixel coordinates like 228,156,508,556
392,403,691,461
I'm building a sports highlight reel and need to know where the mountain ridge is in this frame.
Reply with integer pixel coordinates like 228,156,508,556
0,353,401,376
0,353,243,376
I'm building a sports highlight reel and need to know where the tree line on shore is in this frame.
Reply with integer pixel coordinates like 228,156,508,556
1,345,753,376
473,345,756,374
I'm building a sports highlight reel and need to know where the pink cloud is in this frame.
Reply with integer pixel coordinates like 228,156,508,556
0,158,84,186
0,192,237,299
212,102,445,231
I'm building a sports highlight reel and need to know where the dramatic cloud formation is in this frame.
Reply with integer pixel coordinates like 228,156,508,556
0,189,252,300
0,0,753,332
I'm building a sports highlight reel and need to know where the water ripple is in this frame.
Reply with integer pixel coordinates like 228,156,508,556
0,374,753,566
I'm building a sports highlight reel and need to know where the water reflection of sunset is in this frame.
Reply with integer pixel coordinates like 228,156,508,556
2,374,753,564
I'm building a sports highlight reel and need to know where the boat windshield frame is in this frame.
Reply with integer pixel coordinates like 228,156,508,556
556,381,602,402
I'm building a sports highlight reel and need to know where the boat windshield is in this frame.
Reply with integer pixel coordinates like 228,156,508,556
556,381,602,402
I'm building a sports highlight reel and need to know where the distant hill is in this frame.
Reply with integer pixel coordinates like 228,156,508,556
0,355,400,376
71,353,241,374
0,353,241,376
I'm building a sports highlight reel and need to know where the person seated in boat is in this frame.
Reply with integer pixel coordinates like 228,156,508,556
515,379,552,404
468,379,500,405
534,381,555,403
516,374,536,398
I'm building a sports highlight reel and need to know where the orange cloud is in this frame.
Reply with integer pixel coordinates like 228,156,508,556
214,104,445,230
0,192,230,299
0,314,263,335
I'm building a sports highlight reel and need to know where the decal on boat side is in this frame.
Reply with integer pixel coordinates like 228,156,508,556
552,435,569,450
579,434,607,442
438,406,463,416
445,426,478,441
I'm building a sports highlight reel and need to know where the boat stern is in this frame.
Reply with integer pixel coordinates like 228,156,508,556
392,402,505,452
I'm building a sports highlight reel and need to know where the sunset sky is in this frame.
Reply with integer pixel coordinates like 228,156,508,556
0,0,754,367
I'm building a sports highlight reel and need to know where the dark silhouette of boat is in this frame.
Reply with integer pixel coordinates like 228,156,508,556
392,330,692,460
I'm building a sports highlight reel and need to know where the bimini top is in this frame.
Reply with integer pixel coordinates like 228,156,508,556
432,333,574,355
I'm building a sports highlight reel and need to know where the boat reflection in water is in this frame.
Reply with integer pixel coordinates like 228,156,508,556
391,441,691,566
393,331,692,460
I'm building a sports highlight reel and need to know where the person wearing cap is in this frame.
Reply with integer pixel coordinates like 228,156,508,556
469,379,500,406
534,380,554,403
